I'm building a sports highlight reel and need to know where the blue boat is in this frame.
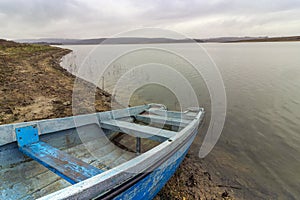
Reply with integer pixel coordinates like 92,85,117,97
0,104,204,200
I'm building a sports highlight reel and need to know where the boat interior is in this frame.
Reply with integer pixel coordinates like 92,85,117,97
0,105,199,199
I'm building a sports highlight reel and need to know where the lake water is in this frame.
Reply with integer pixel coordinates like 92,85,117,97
59,42,300,199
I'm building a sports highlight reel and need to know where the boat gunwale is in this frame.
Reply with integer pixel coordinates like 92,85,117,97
0,105,149,146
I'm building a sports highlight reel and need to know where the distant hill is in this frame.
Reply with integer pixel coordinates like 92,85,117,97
228,36,300,42
202,36,268,42
16,37,202,45
15,36,300,45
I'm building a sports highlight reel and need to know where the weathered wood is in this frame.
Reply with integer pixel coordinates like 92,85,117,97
136,137,141,155
0,136,135,199
100,120,176,141
95,148,127,167
14,125,105,185
0,105,149,147
109,153,135,167
135,114,191,127
29,179,70,199
19,141,104,184
40,123,201,200
145,109,197,120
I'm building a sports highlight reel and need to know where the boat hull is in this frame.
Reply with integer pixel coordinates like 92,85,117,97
0,104,204,200
102,128,197,200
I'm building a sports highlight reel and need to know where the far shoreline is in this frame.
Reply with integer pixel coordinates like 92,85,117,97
14,35,300,46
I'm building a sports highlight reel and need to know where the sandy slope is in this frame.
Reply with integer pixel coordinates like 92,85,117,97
0,40,110,124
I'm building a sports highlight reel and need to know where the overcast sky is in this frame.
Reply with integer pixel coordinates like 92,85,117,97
1,0,300,39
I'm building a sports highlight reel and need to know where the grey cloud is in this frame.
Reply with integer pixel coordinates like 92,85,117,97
132,0,300,20
0,0,92,25
0,0,300,39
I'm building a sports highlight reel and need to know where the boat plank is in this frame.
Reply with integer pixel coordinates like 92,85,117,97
0,139,135,199
1,169,63,200
100,120,176,141
145,109,197,120
94,148,125,167
29,179,70,200
0,139,112,188
110,153,136,167
135,114,191,127
20,141,104,184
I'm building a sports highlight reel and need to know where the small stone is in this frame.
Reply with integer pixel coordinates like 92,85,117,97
221,190,229,198
63,101,71,106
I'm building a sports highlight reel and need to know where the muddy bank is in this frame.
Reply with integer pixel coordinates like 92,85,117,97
0,39,110,124
0,39,235,199
155,153,235,200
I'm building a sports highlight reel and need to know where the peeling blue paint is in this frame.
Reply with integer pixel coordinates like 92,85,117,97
113,133,195,200
15,125,103,184
15,125,39,147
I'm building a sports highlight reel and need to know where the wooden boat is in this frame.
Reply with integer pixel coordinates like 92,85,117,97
0,104,204,200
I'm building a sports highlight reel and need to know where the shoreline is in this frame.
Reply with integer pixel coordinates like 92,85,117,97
15,35,300,45
0,39,111,124
0,39,235,199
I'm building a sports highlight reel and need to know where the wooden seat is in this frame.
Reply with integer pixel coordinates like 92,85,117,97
20,141,104,184
15,125,103,184
135,114,191,127
100,120,176,142
145,109,197,120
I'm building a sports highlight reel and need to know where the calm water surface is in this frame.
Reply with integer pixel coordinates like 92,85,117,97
60,42,300,199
